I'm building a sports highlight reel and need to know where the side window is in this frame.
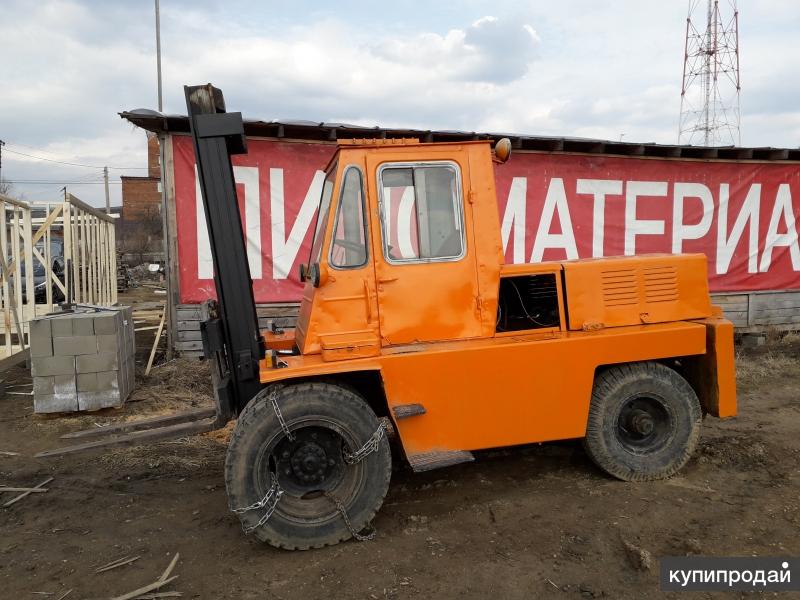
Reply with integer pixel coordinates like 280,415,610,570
380,164,464,262
330,167,367,268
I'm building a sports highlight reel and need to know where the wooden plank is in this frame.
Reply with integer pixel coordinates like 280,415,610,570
145,306,167,376
109,575,179,600
752,305,800,316
164,135,179,361
749,315,800,325
22,207,35,326
750,297,800,311
61,407,216,439
66,193,115,223
174,340,203,351
176,330,202,342
0,199,9,356
3,476,53,507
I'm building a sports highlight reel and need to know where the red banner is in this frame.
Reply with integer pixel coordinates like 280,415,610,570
172,135,800,303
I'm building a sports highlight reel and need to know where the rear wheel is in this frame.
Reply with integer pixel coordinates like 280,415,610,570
583,362,701,481
225,382,391,549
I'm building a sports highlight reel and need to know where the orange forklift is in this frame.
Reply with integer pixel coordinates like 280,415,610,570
46,85,736,550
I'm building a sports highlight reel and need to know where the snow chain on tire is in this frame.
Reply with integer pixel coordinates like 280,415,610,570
232,391,385,541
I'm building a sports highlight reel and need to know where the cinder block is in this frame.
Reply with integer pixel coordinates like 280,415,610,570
32,355,76,377
29,319,54,358
76,352,118,374
78,389,121,411
72,314,95,336
53,374,77,396
77,373,97,392
33,376,54,396
78,372,120,393
93,313,118,335
96,334,119,355
53,335,98,356
51,318,73,337
34,393,79,413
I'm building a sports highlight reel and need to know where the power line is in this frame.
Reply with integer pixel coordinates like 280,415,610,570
2,146,148,170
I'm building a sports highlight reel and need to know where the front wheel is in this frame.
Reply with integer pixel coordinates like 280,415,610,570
225,382,391,550
583,362,702,482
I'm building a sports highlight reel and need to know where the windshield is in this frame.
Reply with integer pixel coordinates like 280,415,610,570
308,162,337,264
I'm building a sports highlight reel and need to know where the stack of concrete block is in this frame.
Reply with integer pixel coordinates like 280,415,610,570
30,307,136,413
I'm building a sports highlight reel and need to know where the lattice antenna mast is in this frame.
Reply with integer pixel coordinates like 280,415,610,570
679,0,741,146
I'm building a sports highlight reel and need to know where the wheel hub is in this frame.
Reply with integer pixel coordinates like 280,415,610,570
290,442,328,485
615,395,672,453
273,426,346,495
629,410,655,435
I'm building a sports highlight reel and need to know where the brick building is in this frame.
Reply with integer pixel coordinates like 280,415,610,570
119,133,163,263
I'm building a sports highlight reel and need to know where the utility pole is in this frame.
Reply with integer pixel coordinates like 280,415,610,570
103,166,110,214
155,0,163,112
0,139,5,188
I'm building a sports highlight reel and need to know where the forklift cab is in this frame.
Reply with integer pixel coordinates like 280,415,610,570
294,139,505,358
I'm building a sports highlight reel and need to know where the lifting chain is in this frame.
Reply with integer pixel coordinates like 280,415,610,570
324,491,377,542
343,421,386,465
233,476,284,534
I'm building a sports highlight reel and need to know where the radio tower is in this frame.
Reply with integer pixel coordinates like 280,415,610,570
679,0,741,146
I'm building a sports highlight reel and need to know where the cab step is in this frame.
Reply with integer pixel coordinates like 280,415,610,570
407,450,474,472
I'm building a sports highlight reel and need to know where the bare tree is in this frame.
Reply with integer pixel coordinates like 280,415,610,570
118,206,164,265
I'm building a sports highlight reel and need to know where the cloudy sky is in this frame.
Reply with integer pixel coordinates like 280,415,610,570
2,0,799,207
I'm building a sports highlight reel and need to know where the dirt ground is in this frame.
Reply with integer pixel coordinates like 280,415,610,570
1,323,798,599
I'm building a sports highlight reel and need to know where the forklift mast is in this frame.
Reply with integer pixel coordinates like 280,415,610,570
184,84,265,419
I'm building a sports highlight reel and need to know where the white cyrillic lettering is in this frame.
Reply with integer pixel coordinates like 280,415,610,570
270,168,324,280
531,178,578,262
780,562,791,583
681,570,691,587
716,183,761,275
669,570,681,583
501,177,527,264
196,166,261,279
576,179,623,258
672,182,713,252
741,570,753,583
753,570,767,586
729,571,741,586
196,167,213,279
716,570,728,583
235,166,262,279
759,184,800,272
625,181,668,255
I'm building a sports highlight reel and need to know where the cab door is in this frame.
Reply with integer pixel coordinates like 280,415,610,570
367,158,482,346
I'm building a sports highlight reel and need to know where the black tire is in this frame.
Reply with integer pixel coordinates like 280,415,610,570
225,382,391,550
583,362,701,482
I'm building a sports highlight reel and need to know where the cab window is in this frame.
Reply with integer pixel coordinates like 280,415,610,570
330,167,368,268
379,163,464,262
309,162,337,264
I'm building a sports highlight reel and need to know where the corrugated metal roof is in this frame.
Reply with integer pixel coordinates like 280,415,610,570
119,109,800,162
